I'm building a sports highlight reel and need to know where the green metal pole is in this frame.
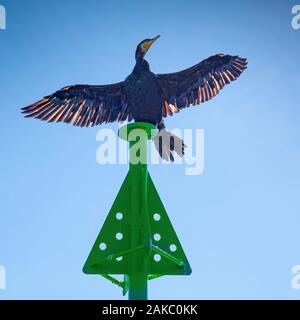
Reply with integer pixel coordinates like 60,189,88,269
127,124,153,300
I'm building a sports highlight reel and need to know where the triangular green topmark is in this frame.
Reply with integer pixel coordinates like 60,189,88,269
83,171,192,276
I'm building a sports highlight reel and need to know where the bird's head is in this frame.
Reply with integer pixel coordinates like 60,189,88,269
135,35,160,60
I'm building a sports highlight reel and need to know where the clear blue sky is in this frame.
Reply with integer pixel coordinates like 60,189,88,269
0,0,300,299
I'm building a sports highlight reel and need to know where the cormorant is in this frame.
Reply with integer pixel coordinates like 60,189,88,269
22,35,247,161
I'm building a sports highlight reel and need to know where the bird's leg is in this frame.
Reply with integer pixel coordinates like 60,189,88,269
153,120,186,162
157,120,166,131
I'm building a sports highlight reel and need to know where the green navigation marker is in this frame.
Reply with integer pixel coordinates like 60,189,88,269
83,122,192,300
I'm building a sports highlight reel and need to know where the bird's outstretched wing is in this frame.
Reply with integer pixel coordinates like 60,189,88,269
22,82,131,126
156,54,247,116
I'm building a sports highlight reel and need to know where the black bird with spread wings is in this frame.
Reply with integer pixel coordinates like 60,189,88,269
22,35,247,161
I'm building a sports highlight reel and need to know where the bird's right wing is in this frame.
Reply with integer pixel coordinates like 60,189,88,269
156,54,247,116
22,82,132,127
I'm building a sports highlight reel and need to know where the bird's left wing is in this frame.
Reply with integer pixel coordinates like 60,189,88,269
22,82,131,126
156,54,247,116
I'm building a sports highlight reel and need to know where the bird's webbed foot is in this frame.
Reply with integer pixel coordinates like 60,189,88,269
153,127,186,162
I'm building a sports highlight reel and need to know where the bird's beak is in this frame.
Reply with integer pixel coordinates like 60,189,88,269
152,35,160,42
144,35,160,50
150,35,160,46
